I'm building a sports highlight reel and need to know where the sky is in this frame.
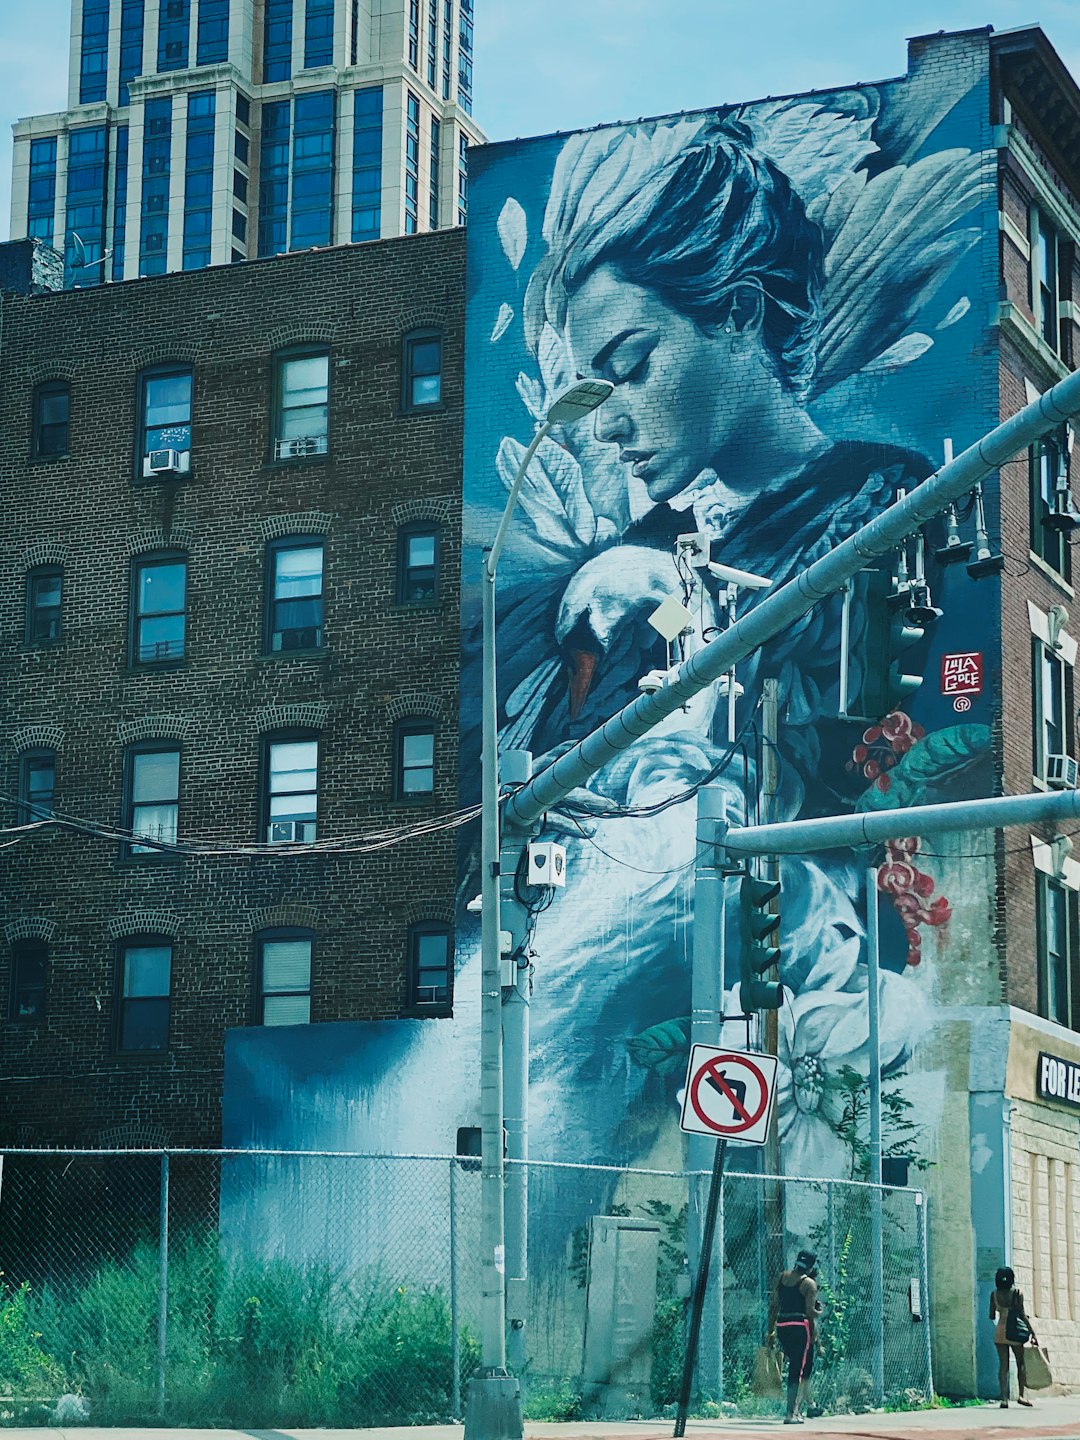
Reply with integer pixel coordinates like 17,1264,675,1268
2,0,1079,240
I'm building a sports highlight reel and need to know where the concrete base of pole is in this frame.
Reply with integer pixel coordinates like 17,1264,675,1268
463,1374,523,1440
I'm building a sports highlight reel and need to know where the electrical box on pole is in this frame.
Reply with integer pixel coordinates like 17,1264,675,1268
738,875,783,1012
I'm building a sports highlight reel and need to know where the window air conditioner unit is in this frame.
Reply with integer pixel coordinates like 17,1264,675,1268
143,448,188,478
275,435,328,460
278,626,321,651
268,819,316,843
1045,753,1079,790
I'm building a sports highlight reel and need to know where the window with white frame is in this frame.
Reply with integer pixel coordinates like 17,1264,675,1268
1030,206,1061,356
266,538,324,651
274,349,329,459
138,366,193,477
1036,873,1077,1028
394,719,434,799
408,921,451,1007
132,553,187,663
124,744,181,855
1033,637,1069,781
264,734,319,842
1029,428,1072,579
256,929,313,1024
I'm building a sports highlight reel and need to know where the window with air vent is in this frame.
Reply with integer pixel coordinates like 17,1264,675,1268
266,539,324,652
273,348,329,460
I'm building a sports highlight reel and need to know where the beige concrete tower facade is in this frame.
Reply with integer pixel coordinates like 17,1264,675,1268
10,0,482,284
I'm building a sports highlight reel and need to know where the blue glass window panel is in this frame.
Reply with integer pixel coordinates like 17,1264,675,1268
29,138,57,172
79,0,110,103
295,91,334,124
28,176,56,205
119,0,145,105
112,125,129,278
404,93,419,234
140,101,172,275
304,0,335,68
196,0,228,63
429,116,440,229
65,126,109,287
263,0,293,82
183,208,212,236
157,0,191,72
290,90,335,253
258,100,291,256
351,87,382,242
184,169,214,199
188,91,215,118
427,0,437,88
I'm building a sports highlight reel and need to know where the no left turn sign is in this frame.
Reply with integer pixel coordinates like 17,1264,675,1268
679,1044,778,1145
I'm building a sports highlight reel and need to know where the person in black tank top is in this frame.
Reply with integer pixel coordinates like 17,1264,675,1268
767,1249,821,1424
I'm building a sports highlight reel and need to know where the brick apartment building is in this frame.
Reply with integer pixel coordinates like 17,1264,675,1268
0,228,465,1148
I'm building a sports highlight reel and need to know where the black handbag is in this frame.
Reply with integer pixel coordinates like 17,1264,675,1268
1005,1297,1032,1344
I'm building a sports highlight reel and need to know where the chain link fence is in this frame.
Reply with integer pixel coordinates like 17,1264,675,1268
0,1149,931,1426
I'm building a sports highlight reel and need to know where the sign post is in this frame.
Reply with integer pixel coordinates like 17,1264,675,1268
674,1045,778,1437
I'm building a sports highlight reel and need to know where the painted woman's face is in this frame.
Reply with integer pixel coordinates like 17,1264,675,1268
565,262,770,503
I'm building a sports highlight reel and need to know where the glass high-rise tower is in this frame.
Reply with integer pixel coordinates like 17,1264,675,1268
10,0,481,284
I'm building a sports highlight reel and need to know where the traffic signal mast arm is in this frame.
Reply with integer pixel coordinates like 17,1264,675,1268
720,786,1080,856
504,367,1080,831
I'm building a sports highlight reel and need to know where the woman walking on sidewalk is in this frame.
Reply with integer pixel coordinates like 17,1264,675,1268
990,1265,1037,1408
767,1249,821,1425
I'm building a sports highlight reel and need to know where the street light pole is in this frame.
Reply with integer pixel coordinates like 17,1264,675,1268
465,379,612,1440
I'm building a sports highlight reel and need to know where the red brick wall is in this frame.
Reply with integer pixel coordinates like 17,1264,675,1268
995,85,1080,1018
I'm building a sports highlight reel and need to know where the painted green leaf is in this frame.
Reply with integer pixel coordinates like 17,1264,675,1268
627,1017,691,1075
856,723,991,812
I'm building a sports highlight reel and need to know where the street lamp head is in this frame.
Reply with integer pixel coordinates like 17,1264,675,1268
545,379,614,426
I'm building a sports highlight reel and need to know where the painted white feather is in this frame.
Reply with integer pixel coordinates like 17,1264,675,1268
490,302,514,343
937,296,970,329
497,196,528,270
862,332,934,373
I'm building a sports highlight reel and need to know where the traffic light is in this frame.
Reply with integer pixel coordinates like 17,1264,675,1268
847,566,925,720
738,873,783,1012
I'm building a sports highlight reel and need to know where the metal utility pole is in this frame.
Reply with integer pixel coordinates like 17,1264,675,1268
505,367,1080,831
866,866,884,1405
760,679,784,1281
501,753,533,1378
471,544,519,1434
466,380,613,1440
688,786,729,1396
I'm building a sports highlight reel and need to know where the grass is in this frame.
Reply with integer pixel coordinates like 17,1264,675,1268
2,1237,477,1427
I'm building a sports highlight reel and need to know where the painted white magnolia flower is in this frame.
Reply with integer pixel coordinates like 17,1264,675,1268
720,970,931,1181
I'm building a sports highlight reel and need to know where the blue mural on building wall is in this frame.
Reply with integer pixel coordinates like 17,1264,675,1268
225,38,1003,1198
456,45,1000,1179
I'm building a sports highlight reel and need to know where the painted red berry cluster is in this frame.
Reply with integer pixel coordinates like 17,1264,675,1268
847,712,952,968
846,710,925,794
877,838,952,967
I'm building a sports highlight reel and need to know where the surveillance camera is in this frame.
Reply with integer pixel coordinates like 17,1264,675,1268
705,561,772,590
466,894,483,915
638,668,668,695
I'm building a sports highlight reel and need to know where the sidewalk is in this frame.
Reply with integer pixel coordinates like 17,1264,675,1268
3,1399,1078,1440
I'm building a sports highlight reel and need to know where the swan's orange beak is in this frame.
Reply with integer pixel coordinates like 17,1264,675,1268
567,648,599,721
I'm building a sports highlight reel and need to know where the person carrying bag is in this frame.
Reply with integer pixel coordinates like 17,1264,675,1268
990,1265,1038,1407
